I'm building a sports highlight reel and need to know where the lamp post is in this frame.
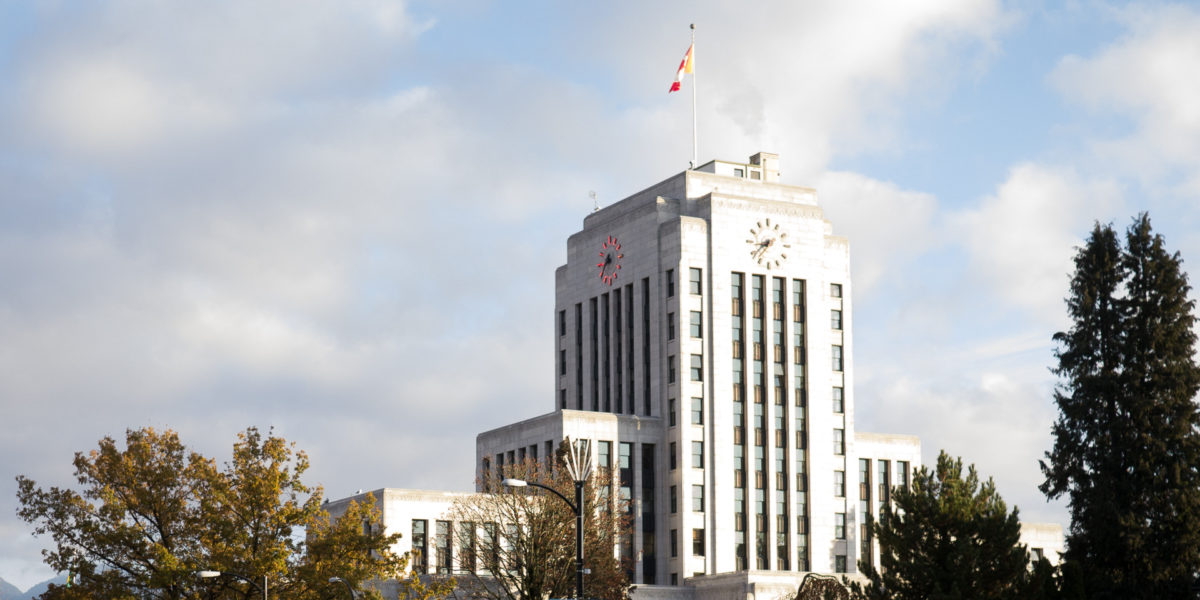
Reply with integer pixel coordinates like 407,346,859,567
329,576,357,598
197,570,267,600
502,436,592,600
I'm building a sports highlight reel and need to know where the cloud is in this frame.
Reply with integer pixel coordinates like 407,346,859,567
815,171,939,298
1050,4,1200,185
951,163,1123,323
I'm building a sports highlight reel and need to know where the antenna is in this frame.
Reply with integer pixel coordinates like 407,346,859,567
590,191,598,212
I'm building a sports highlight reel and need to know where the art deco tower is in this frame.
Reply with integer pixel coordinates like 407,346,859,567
479,152,918,587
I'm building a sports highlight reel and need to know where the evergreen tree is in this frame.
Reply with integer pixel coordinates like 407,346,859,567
851,451,1031,600
1041,214,1200,599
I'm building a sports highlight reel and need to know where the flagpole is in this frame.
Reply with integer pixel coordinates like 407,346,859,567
690,23,697,170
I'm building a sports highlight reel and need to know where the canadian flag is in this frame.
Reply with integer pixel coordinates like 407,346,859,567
669,44,694,93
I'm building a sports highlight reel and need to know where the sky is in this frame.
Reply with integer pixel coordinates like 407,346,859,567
3,0,1200,590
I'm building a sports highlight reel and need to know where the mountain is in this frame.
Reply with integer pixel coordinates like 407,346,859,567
0,578,22,600
0,575,67,600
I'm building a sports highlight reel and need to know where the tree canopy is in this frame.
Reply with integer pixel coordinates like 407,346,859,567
1041,214,1200,599
850,451,1032,600
16,426,450,600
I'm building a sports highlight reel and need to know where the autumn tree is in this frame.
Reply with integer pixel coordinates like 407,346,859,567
16,426,448,600
1041,215,1200,599
447,444,631,600
850,452,1032,600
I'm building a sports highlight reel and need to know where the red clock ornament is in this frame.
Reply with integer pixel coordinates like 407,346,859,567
597,235,624,285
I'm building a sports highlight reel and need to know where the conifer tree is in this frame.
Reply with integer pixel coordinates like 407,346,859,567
851,451,1030,600
1041,214,1200,599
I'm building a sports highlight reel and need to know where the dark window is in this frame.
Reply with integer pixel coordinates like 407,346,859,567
560,349,567,376
671,529,678,557
669,398,676,426
669,355,676,383
461,521,477,573
436,520,453,574
689,268,703,295
693,528,706,556
670,442,677,470
835,554,847,572
670,485,678,513
668,312,676,340
666,269,676,297
412,519,428,573
559,309,566,336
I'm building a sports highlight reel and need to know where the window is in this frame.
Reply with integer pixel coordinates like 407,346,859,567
668,312,676,340
670,442,677,470
691,397,703,425
834,470,845,497
690,354,703,381
831,309,842,330
559,309,566,336
692,441,704,469
831,283,842,298
668,355,676,383
692,485,704,512
832,345,843,371
834,429,845,455
690,311,702,338
835,513,846,539
671,574,678,586
412,519,428,573
462,521,477,573
832,387,844,413
671,529,678,557
898,461,911,491
670,485,678,513
835,554,847,573
689,268,703,295
666,269,676,297
878,460,891,505
669,398,677,426
436,520,453,574
734,167,744,177
559,349,566,376
693,528,706,556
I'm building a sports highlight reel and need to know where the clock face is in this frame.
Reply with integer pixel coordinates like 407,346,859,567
746,218,790,270
597,235,623,285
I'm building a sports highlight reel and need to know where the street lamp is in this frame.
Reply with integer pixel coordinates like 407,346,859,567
197,570,267,600
329,576,357,598
502,436,592,600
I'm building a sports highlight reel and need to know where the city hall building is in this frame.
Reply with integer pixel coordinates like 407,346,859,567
327,153,1060,599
